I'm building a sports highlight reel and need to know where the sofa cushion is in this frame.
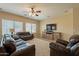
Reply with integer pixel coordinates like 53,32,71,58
25,32,30,35
69,34,79,45
50,42,66,50
16,32,34,41
13,35,20,40
69,35,79,41
16,32,30,35
56,39,69,46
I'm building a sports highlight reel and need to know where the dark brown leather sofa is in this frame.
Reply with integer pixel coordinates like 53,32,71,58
49,35,79,56
16,32,34,41
0,38,35,56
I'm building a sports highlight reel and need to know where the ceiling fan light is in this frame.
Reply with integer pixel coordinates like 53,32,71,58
29,12,32,16
27,7,41,17
32,13,35,16
29,13,35,16
36,14,39,16
36,11,41,13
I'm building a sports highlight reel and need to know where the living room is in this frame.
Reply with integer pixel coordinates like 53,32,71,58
0,3,79,56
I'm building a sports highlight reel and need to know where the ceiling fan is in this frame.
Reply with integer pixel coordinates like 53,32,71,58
27,7,41,16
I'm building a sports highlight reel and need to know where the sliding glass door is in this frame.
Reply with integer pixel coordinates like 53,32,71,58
14,22,23,33
2,19,37,35
25,23,36,33
2,20,14,35
2,19,23,35
25,23,32,33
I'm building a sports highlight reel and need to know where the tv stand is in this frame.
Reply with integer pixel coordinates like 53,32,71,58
46,32,53,34
42,32,62,40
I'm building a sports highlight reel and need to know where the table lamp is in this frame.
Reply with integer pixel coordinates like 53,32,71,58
9,28,15,36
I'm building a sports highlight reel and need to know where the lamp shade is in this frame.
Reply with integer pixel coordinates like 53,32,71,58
9,28,15,32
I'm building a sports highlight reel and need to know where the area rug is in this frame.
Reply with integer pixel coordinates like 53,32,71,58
27,38,53,56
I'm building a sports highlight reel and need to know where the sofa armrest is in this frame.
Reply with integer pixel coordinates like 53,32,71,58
50,42,67,51
11,45,35,56
31,34,34,38
74,47,79,56
56,39,69,46
0,46,9,56
49,42,70,56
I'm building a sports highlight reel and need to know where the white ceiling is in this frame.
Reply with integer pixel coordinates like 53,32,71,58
0,3,79,20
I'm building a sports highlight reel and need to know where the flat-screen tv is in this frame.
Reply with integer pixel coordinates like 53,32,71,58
46,24,56,32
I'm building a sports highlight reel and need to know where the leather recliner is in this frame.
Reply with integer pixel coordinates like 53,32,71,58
0,38,35,56
49,34,79,56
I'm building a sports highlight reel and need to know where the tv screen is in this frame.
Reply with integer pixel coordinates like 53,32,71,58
46,24,56,32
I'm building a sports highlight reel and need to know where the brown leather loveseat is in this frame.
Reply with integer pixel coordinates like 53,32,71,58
16,32,34,41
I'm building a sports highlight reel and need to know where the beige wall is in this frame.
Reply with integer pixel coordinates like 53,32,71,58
40,10,73,41
73,8,79,35
0,11,40,38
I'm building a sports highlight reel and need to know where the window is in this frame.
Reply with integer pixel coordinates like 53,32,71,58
25,23,36,33
32,24,36,33
14,22,23,32
2,20,14,35
2,19,23,35
25,23,32,33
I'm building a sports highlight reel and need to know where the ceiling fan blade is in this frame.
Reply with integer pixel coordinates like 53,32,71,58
31,8,35,13
36,10,41,13
35,14,39,16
